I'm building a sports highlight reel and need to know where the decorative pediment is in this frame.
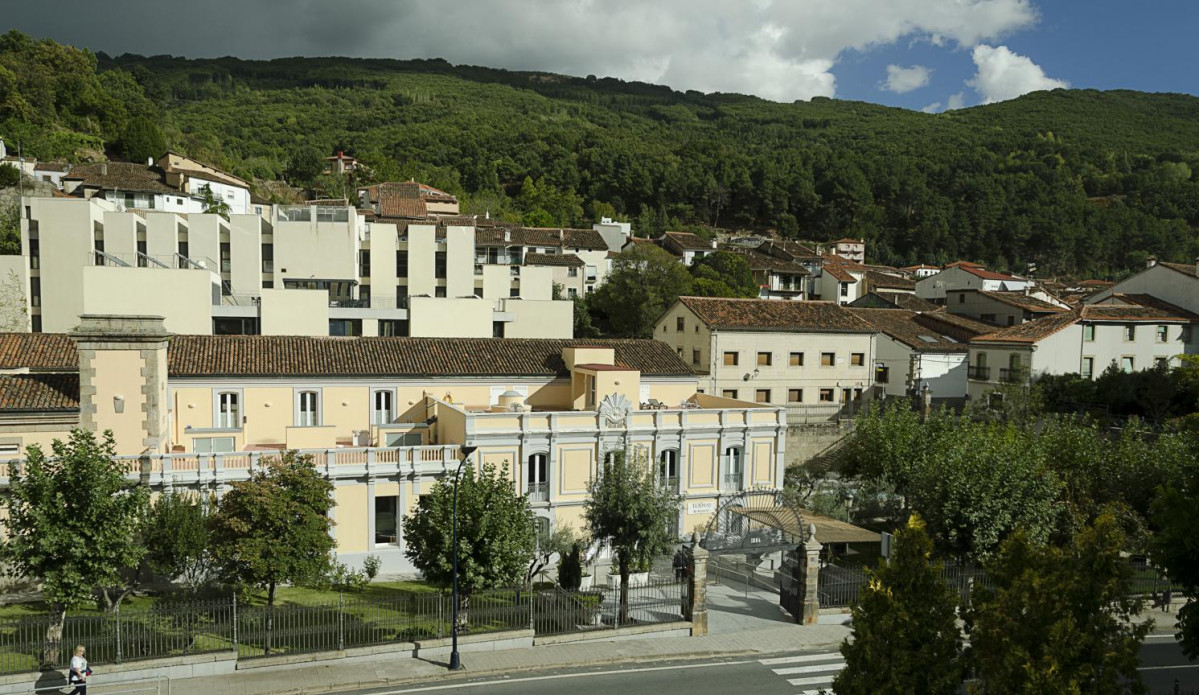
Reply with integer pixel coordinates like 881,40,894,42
598,392,633,427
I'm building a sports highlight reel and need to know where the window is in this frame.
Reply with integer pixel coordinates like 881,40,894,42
757,352,772,366
437,287,448,298
821,352,835,367
298,391,320,427
379,320,408,337
358,249,371,277
1121,356,1134,373
396,251,408,277
527,453,548,501
1124,325,1135,341
1007,316,1016,326
374,495,398,545
29,277,40,308
659,450,678,484
722,446,743,489
789,352,804,366
980,313,996,323
372,390,393,425
692,348,701,365
219,242,231,273
722,389,739,399
1081,357,1094,380
723,351,739,366
788,389,803,403
216,391,240,429
676,316,685,331
1083,324,1095,342
493,321,505,338
567,267,578,278
958,293,965,304
329,319,362,336
193,437,235,454
1155,357,1168,369
31,315,41,333
819,388,835,402
435,252,447,279
755,389,771,403
507,287,518,298
851,353,865,366
261,243,273,273
677,347,683,357
840,282,849,297
1157,325,1168,343
29,239,39,269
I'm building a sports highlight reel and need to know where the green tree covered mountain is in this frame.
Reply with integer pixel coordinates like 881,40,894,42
4,30,1199,276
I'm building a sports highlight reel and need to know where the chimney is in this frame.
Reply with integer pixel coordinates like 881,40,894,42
147,157,153,167
1147,256,1157,269
559,229,565,241
100,163,107,176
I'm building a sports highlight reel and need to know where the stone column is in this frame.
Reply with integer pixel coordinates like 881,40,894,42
686,532,709,636
798,523,823,625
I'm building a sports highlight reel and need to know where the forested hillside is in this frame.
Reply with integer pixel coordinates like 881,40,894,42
3,30,1199,276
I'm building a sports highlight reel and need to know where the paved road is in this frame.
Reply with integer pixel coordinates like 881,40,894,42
349,636,1196,695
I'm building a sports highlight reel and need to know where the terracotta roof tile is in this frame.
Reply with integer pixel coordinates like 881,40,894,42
0,333,76,370
677,297,874,333
0,374,79,412
561,229,608,250
1081,294,1199,321
661,231,713,251
957,290,1068,313
972,311,1081,344
848,309,970,352
525,252,584,268
64,162,177,194
725,248,810,275
864,270,915,291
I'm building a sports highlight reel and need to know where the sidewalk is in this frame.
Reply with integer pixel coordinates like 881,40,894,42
166,622,851,695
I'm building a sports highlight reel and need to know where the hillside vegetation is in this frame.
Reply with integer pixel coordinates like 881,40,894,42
3,30,1199,276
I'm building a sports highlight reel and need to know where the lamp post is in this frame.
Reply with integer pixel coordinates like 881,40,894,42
449,444,477,671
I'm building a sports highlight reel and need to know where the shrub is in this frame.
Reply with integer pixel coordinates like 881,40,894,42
558,543,583,591
362,554,382,582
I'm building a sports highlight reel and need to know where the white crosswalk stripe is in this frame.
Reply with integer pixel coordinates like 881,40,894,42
759,652,844,695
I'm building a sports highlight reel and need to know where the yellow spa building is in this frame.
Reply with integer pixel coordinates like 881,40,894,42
0,316,786,573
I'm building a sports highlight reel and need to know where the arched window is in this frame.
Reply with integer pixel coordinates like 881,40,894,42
527,453,548,502
298,390,320,427
659,449,679,488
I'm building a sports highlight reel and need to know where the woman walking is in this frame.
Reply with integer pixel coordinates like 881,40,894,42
68,645,89,695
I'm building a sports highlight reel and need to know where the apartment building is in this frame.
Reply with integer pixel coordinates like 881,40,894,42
723,247,810,300
946,289,1069,327
850,308,992,400
965,294,1199,400
14,196,590,338
655,296,877,409
830,238,866,264
659,231,717,265
0,317,787,572
814,255,867,305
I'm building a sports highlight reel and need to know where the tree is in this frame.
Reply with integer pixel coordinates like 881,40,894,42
116,116,165,163
198,183,231,219
526,522,578,585
286,144,326,184
0,268,28,331
588,244,693,337
208,451,334,653
689,251,759,298
966,515,1149,694
403,461,536,595
558,543,585,591
0,201,20,254
833,515,964,695
142,492,213,593
1150,466,1199,658
584,449,681,623
0,429,148,663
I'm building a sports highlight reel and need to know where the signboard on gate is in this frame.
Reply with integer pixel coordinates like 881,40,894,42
687,500,717,515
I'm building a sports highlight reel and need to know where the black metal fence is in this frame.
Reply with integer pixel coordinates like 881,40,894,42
0,578,689,676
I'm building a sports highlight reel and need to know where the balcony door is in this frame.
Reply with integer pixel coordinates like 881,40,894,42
722,446,743,491
527,453,548,502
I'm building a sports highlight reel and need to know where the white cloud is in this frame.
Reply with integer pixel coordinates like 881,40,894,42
882,64,932,94
967,44,1068,103
947,92,969,110
921,102,942,113
8,0,1042,102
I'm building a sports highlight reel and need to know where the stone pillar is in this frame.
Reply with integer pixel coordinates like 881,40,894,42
920,383,933,422
798,523,823,625
686,531,709,636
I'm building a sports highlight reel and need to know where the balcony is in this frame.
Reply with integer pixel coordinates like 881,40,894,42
721,472,741,491
999,368,1024,384
328,298,371,309
526,481,549,503
659,476,679,492
968,366,991,381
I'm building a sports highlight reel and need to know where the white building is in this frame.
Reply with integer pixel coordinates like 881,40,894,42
916,261,1035,301
61,153,254,215
850,308,991,400
1086,258,1199,314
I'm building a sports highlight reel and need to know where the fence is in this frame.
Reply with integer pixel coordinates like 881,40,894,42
0,578,689,676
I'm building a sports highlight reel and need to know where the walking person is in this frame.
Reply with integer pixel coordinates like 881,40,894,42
68,645,90,695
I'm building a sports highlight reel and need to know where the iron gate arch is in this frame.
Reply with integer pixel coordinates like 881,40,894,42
699,488,804,556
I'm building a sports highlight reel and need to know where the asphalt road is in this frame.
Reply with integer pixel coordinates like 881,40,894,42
351,636,1197,695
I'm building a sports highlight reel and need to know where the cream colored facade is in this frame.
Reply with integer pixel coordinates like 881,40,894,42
17,197,579,339
0,323,786,574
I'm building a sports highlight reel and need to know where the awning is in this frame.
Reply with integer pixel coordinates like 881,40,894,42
732,507,881,544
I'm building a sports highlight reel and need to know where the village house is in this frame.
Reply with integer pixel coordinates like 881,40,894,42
915,261,1035,301
945,288,1070,326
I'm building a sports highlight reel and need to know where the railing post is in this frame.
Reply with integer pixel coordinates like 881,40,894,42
799,524,823,625
338,592,345,651
686,531,709,636
231,592,238,656
115,603,122,664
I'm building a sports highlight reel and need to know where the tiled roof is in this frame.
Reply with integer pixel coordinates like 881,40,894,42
1159,261,1198,278
900,264,940,271
662,231,713,251
525,252,584,268
865,270,915,291
822,256,865,283
561,229,608,250
676,297,874,334
881,292,941,312
0,333,76,370
963,290,1068,313
35,161,70,173
1081,294,1199,321
848,309,969,352
372,182,428,219
167,336,694,378
959,265,1026,282
64,162,177,194
0,374,79,412
757,240,820,260
919,311,996,335
971,311,1082,344
832,238,863,245
726,248,810,275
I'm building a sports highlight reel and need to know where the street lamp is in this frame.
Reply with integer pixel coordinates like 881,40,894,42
449,444,477,671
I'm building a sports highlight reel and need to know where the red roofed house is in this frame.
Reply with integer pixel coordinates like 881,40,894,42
915,262,1035,301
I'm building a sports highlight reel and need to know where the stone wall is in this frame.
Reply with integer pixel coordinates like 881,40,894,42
0,179,59,208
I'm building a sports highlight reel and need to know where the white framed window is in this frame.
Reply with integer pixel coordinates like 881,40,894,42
659,449,678,481
722,446,743,490
216,391,240,429
527,452,549,502
297,390,321,427
194,437,235,454
374,495,398,546
372,389,394,425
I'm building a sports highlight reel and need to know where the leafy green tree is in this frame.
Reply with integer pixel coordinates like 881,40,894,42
208,450,335,648
1150,466,1199,658
403,461,536,594
0,163,19,188
966,516,1149,694
834,515,964,695
526,522,578,585
198,183,231,219
117,116,165,163
142,492,213,593
558,543,585,591
689,251,759,297
286,144,326,184
588,244,693,337
1,430,148,663
584,449,681,622
0,201,19,254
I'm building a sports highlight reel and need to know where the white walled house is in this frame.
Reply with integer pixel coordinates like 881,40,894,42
946,289,1069,327
916,262,1034,301
1087,259,1199,315
850,309,992,400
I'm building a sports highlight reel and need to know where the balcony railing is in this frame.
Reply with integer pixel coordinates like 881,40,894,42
526,481,548,502
721,472,741,491
659,476,679,492
968,366,991,381
999,368,1024,384
328,298,371,308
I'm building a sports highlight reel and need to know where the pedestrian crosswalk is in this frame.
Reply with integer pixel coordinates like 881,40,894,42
759,652,845,695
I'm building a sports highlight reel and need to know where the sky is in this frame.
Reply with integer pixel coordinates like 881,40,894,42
7,0,1198,111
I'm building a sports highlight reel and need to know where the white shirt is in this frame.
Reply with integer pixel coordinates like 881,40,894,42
70,655,87,679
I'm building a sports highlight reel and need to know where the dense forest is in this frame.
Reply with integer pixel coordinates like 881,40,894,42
3,30,1199,276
